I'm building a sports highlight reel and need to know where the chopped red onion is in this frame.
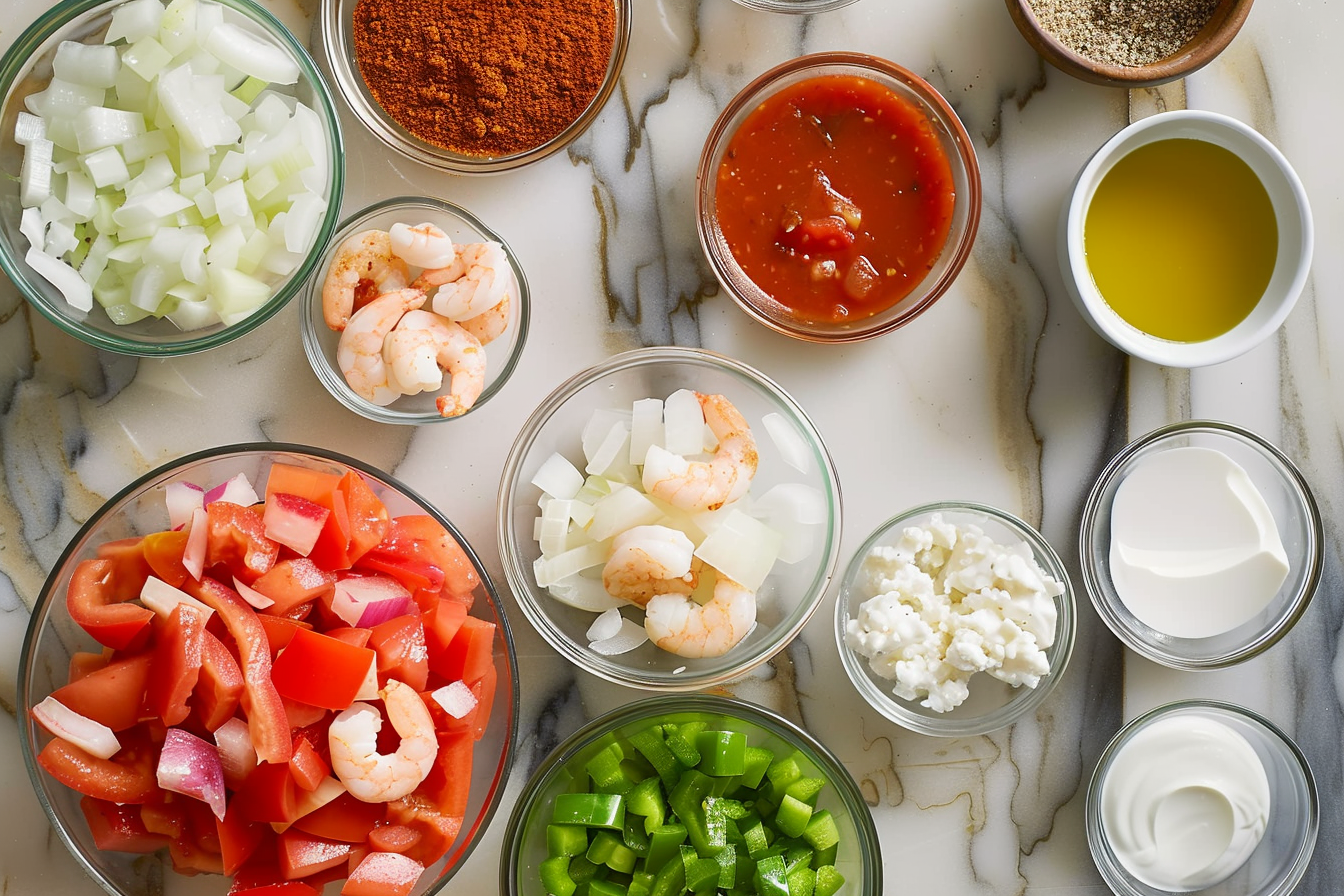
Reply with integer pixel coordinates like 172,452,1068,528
262,492,330,557
165,481,205,531
158,728,227,820
203,472,259,507
183,507,208,580
233,576,275,610
331,574,411,628
214,717,257,791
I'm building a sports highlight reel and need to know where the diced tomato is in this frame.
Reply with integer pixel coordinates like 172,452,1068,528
258,614,312,655
361,516,478,602
353,553,444,596
438,616,495,685
469,661,497,741
67,650,111,683
234,762,299,825
142,798,188,839
339,472,390,568
38,725,159,804
424,599,468,678
95,537,154,602
206,502,281,584
290,718,333,766
217,801,270,875
272,628,376,711
385,795,460,867
252,559,337,616
147,603,208,726
278,829,353,881
188,577,292,764
265,465,343,504
368,616,428,691
229,859,320,895
325,627,373,648
170,834,225,875
342,851,423,896
50,652,153,731
80,796,170,854
293,793,383,843
66,557,154,651
289,735,330,792
775,214,857,253
195,632,244,731
366,824,421,855
142,529,191,587
418,731,473,818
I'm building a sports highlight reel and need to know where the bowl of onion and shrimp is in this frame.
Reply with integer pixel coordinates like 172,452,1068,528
0,0,345,356
301,196,530,424
18,442,519,896
498,347,844,691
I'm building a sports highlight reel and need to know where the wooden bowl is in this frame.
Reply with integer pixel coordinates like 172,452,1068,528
1004,0,1255,87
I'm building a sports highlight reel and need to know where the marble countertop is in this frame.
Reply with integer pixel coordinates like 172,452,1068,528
3,0,1343,893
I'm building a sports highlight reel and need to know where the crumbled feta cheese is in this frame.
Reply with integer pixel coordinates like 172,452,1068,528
845,513,1062,712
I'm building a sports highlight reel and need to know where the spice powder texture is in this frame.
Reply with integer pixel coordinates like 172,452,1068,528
352,0,617,157
1029,0,1219,67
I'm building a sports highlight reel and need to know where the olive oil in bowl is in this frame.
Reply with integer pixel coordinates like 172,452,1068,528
1084,138,1278,343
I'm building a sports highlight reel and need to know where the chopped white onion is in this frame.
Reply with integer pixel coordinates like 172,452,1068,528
585,607,624,642
547,574,624,612
204,23,300,84
629,398,664,464
203,471,259,507
140,575,215,619
431,681,478,719
762,412,813,475
164,480,205,529
532,452,584,500
692,509,783,593
262,492,329,557
25,246,92,311
662,389,705,456
588,486,662,543
32,697,121,759
213,717,256,791
183,506,208,579
589,618,650,656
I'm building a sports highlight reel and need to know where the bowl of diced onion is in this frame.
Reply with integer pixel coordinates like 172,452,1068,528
497,347,843,691
0,0,344,356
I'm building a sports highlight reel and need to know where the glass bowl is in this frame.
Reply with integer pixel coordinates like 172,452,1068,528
696,52,981,343
729,0,863,12
499,695,882,896
497,347,843,691
1086,700,1317,896
301,196,530,424
317,0,630,173
835,501,1077,737
18,443,519,896
1079,420,1322,669
0,0,345,356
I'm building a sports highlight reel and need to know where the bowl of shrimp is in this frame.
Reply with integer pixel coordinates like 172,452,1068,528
18,442,519,894
300,196,530,424
497,347,844,691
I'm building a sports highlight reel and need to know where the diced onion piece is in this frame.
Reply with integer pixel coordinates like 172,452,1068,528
262,492,329,557
31,697,121,760
662,389,705,456
164,480,204,529
15,111,47,146
105,0,167,45
74,106,144,152
762,412,813,475
283,192,325,254
547,574,624,612
431,681,478,720
353,654,379,702
233,576,275,610
331,575,412,628
589,618,649,656
290,777,346,824
588,486,662,543
204,23,299,85
532,542,608,588
750,483,827,525
26,246,93,311
532,452,584,500
213,717,257,791
581,408,631,462
157,728,227,820
64,170,97,220
693,509,783,593
183,506,208,580
81,145,130,188
20,207,45,251
585,607,624,642
140,575,215,619
20,136,54,206
207,265,270,314
202,471,258,506
629,398,664,464
585,421,629,477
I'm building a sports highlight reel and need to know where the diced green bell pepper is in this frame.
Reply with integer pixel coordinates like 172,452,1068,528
541,855,578,896
814,865,845,896
549,823,591,857
754,854,791,896
662,723,702,768
740,746,775,790
645,823,688,872
555,792,626,830
668,769,720,855
774,794,813,839
682,845,722,893
629,726,682,790
696,730,747,776
801,810,839,852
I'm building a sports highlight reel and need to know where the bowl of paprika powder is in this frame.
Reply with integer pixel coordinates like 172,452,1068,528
319,0,630,172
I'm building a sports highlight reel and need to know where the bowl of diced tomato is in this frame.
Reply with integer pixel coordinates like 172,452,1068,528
17,443,518,896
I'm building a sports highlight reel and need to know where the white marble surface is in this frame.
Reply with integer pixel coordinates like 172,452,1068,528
2,0,1343,893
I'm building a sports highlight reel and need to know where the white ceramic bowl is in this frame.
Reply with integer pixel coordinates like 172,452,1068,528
1059,110,1311,368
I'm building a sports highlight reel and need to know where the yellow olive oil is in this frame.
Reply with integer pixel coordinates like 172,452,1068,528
1084,138,1278,342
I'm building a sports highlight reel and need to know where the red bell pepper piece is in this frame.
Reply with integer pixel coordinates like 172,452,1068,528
293,793,384,843
272,628,376,711
424,599,467,677
252,559,337,616
142,529,191,587
66,557,154,651
438,616,495,685
141,799,188,839
278,829,353,881
147,603,208,726
80,796,171,854
325,626,373,648
188,577,292,764
342,851,424,896
95,537,154,602
67,650,111,683
50,651,153,731
195,631,244,731
289,735,331,793
368,615,428,692
385,795,461,867
229,858,320,895
418,731,473,817
38,724,159,804
206,502,281,583
339,472,390,568
257,614,312,655
234,761,299,824
366,824,421,855
169,834,225,875
217,801,269,875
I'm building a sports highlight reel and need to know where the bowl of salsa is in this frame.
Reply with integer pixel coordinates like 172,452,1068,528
696,53,981,343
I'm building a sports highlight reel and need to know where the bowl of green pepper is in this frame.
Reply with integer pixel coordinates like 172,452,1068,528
499,695,880,896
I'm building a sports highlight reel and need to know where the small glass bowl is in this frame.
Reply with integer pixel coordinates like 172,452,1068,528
18,443,519,896
301,196,530,424
696,52,981,343
835,501,1077,737
317,0,630,173
499,695,882,896
497,347,843,691
1080,420,1322,670
0,0,344,356
729,0,863,12
1086,700,1317,896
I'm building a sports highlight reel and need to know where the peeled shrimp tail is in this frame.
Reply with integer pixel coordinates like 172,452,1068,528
602,525,698,607
644,574,756,659
642,392,759,512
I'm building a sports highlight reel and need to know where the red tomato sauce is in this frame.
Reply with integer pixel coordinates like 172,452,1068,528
715,74,957,324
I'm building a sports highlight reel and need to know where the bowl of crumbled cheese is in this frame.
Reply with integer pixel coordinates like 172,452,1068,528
834,501,1076,737
1004,0,1255,87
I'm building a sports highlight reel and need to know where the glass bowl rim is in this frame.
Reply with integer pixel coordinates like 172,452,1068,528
695,50,982,344
1078,418,1323,669
497,345,844,691
834,499,1077,737
299,195,532,425
1083,698,1319,896
497,693,883,896
727,0,863,12
17,440,521,896
317,0,632,174
0,0,346,357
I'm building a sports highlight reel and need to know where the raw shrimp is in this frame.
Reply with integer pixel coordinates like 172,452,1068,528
328,680,438,803
391,309,486,417
644,574,757,658
414,241,514,321
389,221,455,270
337,288,427,406
458,292,510,345
603,525,698,607
642,392,758,512
322,229,411,330
383,326,444,395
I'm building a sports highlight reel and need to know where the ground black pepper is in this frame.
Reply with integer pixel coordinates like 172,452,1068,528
1029,0,1220,67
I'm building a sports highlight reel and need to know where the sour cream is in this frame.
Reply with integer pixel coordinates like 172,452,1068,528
1101,715,1271,891
1109,446,1288,638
